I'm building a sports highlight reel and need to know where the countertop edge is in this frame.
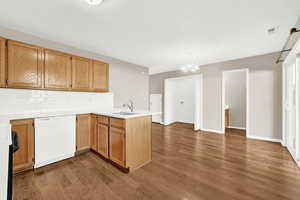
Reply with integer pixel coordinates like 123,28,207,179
0,110,157,121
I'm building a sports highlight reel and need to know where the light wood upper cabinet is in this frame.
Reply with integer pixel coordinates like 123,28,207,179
0,37,6,88
76,114,91,152
97,123,109,158
11,119,34,173
92,60,109,92
110,127,125,167
44,49,72,90
2,39,109,92
7,40,43,89
90,114,98,152
72,56,92,91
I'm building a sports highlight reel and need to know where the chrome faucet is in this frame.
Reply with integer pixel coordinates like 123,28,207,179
126,100,134,112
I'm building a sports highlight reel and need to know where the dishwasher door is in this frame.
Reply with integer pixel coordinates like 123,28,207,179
35,115,76,168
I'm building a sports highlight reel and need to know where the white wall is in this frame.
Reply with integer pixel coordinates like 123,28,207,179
224,70,247,128
0,89,114,115
165,77,195,124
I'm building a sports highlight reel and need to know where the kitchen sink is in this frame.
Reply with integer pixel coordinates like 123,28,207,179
113,112,138,116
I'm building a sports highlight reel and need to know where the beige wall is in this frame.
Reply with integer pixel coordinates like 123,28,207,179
0,26,149,110
150,52,282,140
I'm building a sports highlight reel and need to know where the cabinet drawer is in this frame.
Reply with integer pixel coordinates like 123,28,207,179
110,118,125,129
97,115,109,125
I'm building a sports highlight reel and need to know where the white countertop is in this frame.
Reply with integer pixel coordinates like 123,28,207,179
93,112,154,119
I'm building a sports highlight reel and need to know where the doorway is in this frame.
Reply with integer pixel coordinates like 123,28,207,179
149,94,162,124
164,75,203,131
222,69,249,136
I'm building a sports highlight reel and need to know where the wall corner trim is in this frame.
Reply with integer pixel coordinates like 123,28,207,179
246,135,282,143
227,126,246,130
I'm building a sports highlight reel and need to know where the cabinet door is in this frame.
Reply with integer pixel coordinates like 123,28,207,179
0,37,6,88
76,114,91,151
90,115,98,151
97,123,109,158
109,127,125,166
44,49,71,90
92,60,109,92
11,119,34,173
7,40,43,88
71,56,92,91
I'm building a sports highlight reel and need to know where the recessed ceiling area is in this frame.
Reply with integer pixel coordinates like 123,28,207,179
0,0,299,74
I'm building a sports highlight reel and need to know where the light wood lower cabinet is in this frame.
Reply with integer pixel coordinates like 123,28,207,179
0,37,5,88
76,114,91,152
11,119,34,173
90,114,98,151
97,123,109,158
109,127,125,166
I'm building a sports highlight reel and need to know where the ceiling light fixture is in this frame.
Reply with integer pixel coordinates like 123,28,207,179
86,0,104,5
180,64,200,73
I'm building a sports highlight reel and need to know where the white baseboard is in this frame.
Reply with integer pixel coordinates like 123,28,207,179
227,126,246,130
35,153,74,169
201,128,224,134
246,135,282,143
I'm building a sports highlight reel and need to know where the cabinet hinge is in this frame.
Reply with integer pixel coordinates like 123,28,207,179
32,158,35,164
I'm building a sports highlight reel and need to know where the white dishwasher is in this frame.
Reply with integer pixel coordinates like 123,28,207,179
34,115,76,168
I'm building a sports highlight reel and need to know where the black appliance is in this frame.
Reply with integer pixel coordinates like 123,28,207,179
7,131,19,200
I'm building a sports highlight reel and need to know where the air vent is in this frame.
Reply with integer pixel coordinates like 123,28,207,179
267,27,277,35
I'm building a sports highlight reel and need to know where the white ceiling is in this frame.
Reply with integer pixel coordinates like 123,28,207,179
0,0,299,74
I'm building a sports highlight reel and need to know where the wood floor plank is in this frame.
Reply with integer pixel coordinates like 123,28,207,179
13,123,300,200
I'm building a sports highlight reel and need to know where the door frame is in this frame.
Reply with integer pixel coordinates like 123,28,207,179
282,54,300,161
164,74,203,131
282,37,300,167
222,68,249,135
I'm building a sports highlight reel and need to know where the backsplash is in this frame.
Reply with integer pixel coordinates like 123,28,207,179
0,89,114,114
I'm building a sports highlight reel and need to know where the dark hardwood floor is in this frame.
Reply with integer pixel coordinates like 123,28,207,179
13,123,300,200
